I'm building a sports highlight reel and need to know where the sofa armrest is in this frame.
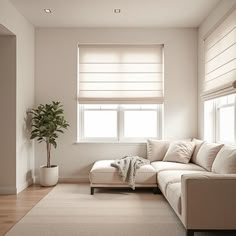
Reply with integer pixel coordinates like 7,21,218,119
181,173,236,230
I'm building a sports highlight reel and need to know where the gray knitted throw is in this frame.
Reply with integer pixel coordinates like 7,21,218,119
111,156,150,190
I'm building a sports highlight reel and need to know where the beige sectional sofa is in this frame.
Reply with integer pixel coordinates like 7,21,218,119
89,139,236,236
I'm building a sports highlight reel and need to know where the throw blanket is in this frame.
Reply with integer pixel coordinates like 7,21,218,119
111,156,150,190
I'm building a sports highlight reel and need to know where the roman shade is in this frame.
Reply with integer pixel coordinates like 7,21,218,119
78,44,164,104
202,8,236,100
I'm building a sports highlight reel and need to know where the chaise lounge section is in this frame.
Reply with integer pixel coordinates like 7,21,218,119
89,159,157,195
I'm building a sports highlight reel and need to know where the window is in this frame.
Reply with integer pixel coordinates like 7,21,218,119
77,44,164,142
204,94,236,144
78,104,162,142
203,9,236,145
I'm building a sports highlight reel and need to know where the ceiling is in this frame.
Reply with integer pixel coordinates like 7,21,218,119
10,0,221,28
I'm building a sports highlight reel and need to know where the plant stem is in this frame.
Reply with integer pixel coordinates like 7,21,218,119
46,141,51,168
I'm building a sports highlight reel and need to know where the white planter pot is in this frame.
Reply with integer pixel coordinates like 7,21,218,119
39,165,59,187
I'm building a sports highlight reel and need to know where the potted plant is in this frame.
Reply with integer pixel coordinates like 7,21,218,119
30,101,69,186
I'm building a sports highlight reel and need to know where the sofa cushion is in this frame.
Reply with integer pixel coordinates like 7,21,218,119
166,182,182,215
194,142,224,171
90,160,157,185
163,141,195,164
151,161,206,173
212,145,236,174
147,139,170,162
158,170,207,196
191,138,204,163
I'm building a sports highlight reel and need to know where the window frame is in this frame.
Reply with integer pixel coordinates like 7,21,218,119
204,99,216,143
204,94,236,145
79,105,119,143
215,98,236,145
78,104,162,143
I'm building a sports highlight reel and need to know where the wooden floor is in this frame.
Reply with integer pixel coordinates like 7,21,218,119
0,185,53,236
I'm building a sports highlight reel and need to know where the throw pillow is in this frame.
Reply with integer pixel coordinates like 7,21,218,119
163,141,195,164
191,138,205,163
212,145,236,174
147,139,170,162
195,142,224,171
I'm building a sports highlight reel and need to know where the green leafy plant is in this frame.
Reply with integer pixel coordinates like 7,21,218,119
30,101,69,168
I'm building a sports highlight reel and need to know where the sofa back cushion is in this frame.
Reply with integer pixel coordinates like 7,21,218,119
191,138,204,163
147,139,170,162
212,145,236,174
163,141,195,164
195,142,224,171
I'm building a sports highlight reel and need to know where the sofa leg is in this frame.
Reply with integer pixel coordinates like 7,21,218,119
186,229,194,236
90,187,94,195
152,187,161,194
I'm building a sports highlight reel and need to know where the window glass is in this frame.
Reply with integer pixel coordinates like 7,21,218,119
124,111,158,137
227,94,235,104
218,106,235,144
84,110,117,138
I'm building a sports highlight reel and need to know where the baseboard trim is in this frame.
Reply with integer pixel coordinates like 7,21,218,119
34,176,90,184
17,178,34,193
59,176,89,183
32,176,37,184
34,176,39,184
0,186,17,195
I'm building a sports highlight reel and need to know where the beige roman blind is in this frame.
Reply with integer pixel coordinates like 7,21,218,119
203,8,236,100
78,44,164,104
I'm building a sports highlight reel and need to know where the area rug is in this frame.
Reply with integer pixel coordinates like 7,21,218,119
5,184,232,236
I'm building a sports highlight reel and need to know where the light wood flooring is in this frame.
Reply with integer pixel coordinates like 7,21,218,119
0,185,53,236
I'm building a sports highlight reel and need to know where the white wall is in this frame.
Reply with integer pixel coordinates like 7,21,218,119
0,35,16,194
198,0,236,139
0,0,35,193
35,28,198,182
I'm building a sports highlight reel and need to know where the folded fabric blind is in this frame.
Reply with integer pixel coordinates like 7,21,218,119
78,44,164,104
203,8,236,100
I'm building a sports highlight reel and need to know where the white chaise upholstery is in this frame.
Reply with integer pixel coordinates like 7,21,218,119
90,160,157,187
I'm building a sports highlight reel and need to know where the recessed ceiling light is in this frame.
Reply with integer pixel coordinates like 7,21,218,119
114,9,121,13
44,9,52,13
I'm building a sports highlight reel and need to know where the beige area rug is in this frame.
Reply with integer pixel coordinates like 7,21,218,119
6,184,234,236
